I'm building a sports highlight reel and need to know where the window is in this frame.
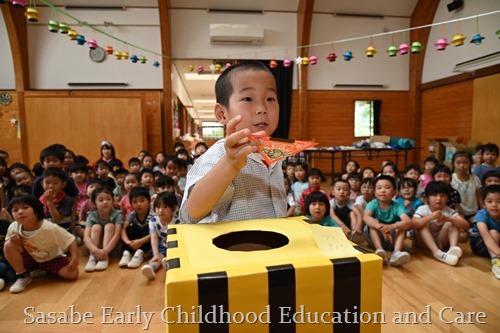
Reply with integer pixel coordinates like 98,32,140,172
354,100,381,137
201,122,224,140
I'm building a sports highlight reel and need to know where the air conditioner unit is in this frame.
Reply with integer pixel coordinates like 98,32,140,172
210,24,264,45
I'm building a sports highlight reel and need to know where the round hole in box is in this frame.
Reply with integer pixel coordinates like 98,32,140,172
213,230,289,252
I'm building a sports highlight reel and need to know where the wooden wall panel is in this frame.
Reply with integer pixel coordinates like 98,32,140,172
143,91,163,156
420,80,473,166
24,96,146,168
0,91,22,163
288,90,411,176
472,73,500,145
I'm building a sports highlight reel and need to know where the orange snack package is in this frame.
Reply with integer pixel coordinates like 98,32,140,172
248,135,318,164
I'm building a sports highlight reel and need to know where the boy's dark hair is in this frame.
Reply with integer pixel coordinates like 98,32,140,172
154,192,178,210
195,142,208,151
153,170,163,179
42,167,67,182
296,161,309,172
345,159,360,171
74,155,89,166
215,60,273,108
425,181,450,198
307,168,326,182
166,157,181,169
398,177,418,191
175,148,189,158
129,186,151,202
32,163,44,177
8,194,44,220
285,161,296,168
0,157,6,168
347,172,362,181
12,184,33,196
304,191,331,217
114,168,129,177
374,175,396,189
451,151,473,174
431,164,452,177
333,178,351,189
87,177,106,189
39,144,66,163
361,177,375,187
9,162,31,174
91,186,113,203
0,150,8,158
173,142,185,150
481,142,499,156
380,161,399,175
424,156,440,165
155,174,174,188
125,172,141,182
140,168,155,179
178,158,188,170
481,184,500,201
95,160,110,171
108,159,124,171
404,164,421,174
69,163,88,174
361,166,376,176
128,157,141,167
482,170,500,186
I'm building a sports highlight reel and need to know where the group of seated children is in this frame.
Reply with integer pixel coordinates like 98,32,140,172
285,142,500,279
0,141,202,293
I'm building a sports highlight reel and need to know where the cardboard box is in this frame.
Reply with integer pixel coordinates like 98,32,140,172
370,135,390,144
165,218,382,333
426,138,448,162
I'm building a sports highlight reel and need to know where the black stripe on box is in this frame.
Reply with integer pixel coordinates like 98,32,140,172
331,258,361,333
198,271,229,333
166,258,180,270
167,228,177,235
354,245,371,254
166,241,178,249
267,264,296,333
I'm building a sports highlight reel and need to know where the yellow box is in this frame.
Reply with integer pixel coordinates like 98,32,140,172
165,218,382,333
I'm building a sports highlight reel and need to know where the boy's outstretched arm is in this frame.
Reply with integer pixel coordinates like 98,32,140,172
186,115,264,219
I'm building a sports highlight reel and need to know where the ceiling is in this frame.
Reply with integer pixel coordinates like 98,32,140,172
39,0,419,122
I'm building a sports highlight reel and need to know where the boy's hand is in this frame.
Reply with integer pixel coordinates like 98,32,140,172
224,115,265,170
44,189,55,203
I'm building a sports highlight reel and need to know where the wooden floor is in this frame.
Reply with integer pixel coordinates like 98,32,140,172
0,240,498,333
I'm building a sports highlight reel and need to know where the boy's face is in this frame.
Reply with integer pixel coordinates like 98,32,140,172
308,175,322,189
424,161,435,173
142,156,154,169
399,183,416,200
333,182,350,202
166,161,179,178
473,151,482,165
483,192,500,220
42,155,62,169
178,166,187,178
156,185,174,194
345,162,357,174
124,175,139,191
63,152,74,168
42,175,66,195
131,195,150,215
404,169,420,181
482,150,498,165
141,173,154,187
97,166,109,178
195,145,207,155
215,69,279,136
295,166,306,182
348,177,361,191
15,171,34,187
115,173,126,187
375,179,396,202
362,169,375,179
428,193,448,211
71,170,87,184
382,166,396,179
360,182,374,200
286,165,295,178
130,162,141,173
308,201,326,221
484,176,500,187
155,202,175,223
434,171,451,185
177,153,188,161
10,202,38,225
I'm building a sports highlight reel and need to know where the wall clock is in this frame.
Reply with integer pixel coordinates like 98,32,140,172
89,47,106,63
0,92,12,106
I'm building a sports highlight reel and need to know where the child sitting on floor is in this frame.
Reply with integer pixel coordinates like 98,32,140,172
304,191,339,227
468,185,500,279
412,181,469,266
141,192,180,280
4,195,78,293
363,175,412,266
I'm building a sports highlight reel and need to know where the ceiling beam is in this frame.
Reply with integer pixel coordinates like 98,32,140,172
296,0,314,140
409,0,440,163
158,0,174,153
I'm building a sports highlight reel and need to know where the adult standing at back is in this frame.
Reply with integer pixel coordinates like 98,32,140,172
92,141,120,171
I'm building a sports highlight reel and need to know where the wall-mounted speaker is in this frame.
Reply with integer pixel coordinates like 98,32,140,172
447,0,464,12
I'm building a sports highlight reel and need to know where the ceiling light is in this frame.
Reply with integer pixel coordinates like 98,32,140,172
184,73,221,81
193,99,216,104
